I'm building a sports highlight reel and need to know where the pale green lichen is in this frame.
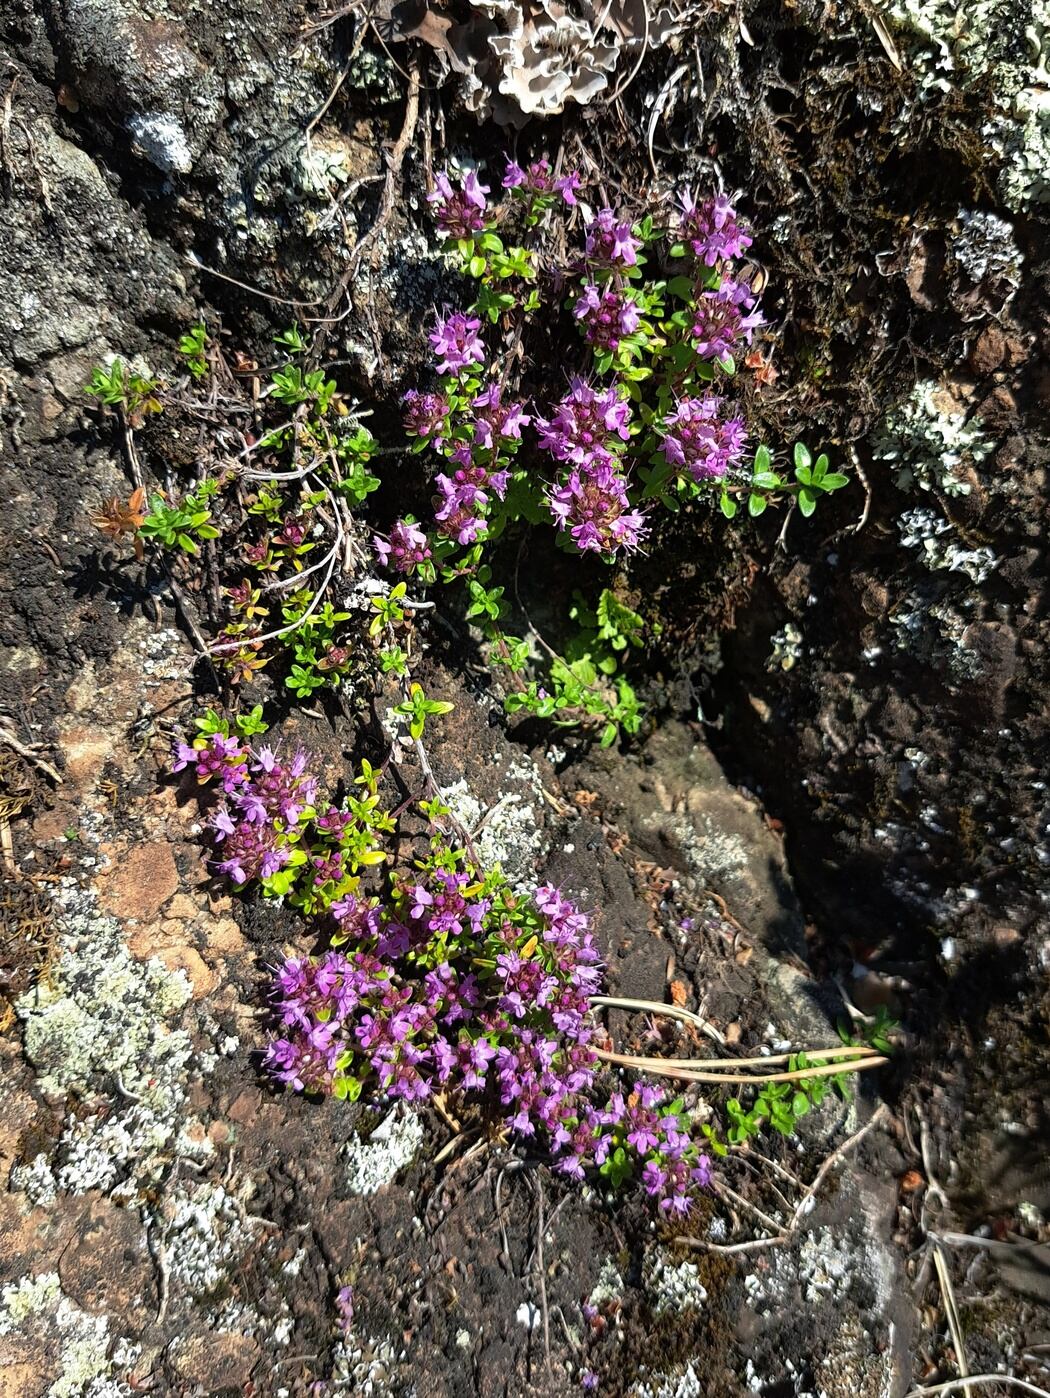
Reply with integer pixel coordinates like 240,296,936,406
883,0,1050,208
872,381,991,498
18,888,191,1101
0,1271,136,1398
443,762,548,891
0,1271,61,1330
13,882,196,1203
160,1182,253,1295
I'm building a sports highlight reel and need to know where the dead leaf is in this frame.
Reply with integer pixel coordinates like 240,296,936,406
92,487,147,561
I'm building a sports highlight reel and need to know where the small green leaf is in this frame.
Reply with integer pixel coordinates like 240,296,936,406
798,487,817,518
752,471,780,491
794,442,812,471
748,493,767,517
821,472,849,490
720,491,737,519
753,444,772,474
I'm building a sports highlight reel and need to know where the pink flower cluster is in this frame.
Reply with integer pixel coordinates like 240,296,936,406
503,158,582,206
548,463,648,556
180,738,714,1213
384,382,529,564
173,732,246,792
678,190,753,266
263,858,712,1213
584,208,642,268
402,390,449,445
471,383,530,449
536,380,646,554
660,394,747,482
690,278,765,363
430,312,485,376
574,283,641,353
175,735,317,886
433,450,510,546
374,519,431,573
536,378,631,467
428,170,489,240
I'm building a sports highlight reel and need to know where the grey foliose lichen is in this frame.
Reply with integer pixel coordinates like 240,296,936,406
897,506,999,582
872,381,991,498
953,209,1024,291
343,1105,423,1194
160,1182,254,1295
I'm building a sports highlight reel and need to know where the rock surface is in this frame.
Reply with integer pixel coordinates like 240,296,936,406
1,1,1048,1395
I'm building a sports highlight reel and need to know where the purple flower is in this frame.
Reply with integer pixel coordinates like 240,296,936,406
548,461,648,556
574,283,641,353
432,457,509,546
585,208,642,267
374,520,432,574
428,169,490,239
678,190,752,266
335,1285,354,1332
409,885,433,919
641,1160,667,1197
660,394,746,482
535,379,632,469
430,312,485,376
503,157,554,196
470,384,531,449
402,389,449,444
555,171,583,206
172,733,248,791
691,278,764,362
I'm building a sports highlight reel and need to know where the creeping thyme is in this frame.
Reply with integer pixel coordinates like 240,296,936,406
179,733,712,1215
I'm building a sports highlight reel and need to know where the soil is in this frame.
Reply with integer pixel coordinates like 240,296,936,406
1,2,1048,1396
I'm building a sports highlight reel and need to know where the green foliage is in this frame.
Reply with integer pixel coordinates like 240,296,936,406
335,425,381,504
498,589,648,746
193,704,269,739
370,582,408,637
85,359,162,422
394,683,455,741
262,759,394,918
838,1004,898,1057
274,326,308,354
268,364,338,412
177,323,209,379
722,1055,851,1146
138,480,221,555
